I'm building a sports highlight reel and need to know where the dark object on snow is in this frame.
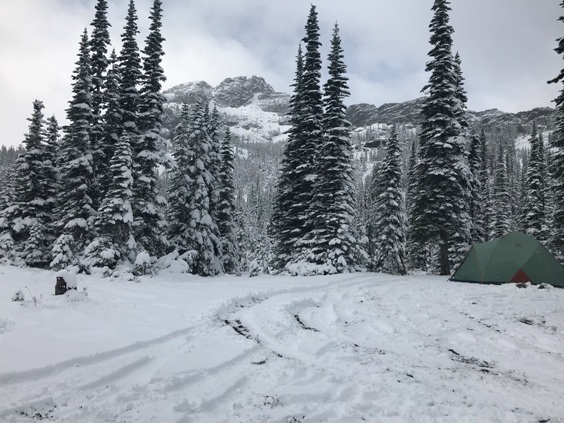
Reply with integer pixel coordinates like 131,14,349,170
55,276,76,295
11,290,24,302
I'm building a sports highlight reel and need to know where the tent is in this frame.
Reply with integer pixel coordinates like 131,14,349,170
450,232,564,288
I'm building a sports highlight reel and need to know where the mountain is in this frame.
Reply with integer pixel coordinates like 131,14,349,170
163,76,291,143
163,75,556,145
348,98,555,132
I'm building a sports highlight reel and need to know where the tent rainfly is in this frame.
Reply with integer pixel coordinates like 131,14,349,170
450,232,564,288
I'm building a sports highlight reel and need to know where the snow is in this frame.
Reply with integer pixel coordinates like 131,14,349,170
0,266,563,422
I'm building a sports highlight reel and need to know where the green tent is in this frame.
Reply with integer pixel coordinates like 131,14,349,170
451,232,564,288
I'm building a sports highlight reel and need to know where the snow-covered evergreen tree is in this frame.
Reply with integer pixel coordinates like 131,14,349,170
135,0,168,260
372,126,407,275
86,136,135,271
523,123,547,240
24,115,60,267
272,5,323,273
167,103,193,256
468,132,485,243
480,130,494,240
99,50,122,192
89,0,112,205
304,23,363,273
0,101,58,267
410,0,472,275
217,128,241,275
118,0,141,140
207,105,222,225
51,29,96,270
492,147,511,238
271,45,305,271
406,139,427,269
167,104,222,276
0,166,17,260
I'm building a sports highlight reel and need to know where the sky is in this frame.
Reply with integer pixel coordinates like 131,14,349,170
1,0,563,147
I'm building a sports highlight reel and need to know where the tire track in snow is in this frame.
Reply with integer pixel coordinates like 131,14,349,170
0,326,194,385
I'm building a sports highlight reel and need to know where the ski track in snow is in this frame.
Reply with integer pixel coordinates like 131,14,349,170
1,271,564,422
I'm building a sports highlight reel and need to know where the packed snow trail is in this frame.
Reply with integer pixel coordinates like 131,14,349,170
0,267,563,422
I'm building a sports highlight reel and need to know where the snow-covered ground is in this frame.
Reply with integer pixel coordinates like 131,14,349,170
1,266,563,422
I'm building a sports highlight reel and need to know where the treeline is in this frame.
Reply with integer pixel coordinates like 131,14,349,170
2,0,564,278
0,0,238,276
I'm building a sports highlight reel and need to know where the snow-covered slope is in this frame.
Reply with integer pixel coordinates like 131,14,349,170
163,76,291,144
1,266,563,422
163,75,555,147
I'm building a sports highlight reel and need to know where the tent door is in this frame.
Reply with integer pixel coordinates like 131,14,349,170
510,268,531,283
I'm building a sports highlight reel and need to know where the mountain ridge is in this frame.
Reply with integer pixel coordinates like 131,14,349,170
163,75,555,143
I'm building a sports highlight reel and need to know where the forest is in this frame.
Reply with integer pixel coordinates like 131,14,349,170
1,0,564,279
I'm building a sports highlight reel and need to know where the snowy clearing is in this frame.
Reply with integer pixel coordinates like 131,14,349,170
0,266,563,422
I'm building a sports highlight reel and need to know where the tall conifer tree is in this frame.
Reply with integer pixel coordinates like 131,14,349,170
51,29,96,269
271,45,305,271
217,128,240,274
100,50,122,192
272,5,323,272
372,126,407,275
307,23,363,273
167,103,193,256
169,104,222,276
547,2,564,259
136,0,168,259
492,147,512,238
89,0,112,204
523,123,547,240
410,0,472,275
469,132,485,242
480,130,494,240
85,136,135,270
2,101,58,267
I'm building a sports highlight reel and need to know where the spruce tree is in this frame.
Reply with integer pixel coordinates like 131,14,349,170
89,0,112,204
3,101,58,267
135,0,168,260
272,5,323,272
99,50,122,192
406,139,426,269
167,103,193,256
468,132,485,242
0,163,18,260
480,130,494,240
217,128,241,274
207,105,222,223
271,45,305,270
85,136,135,270
410,0,472,275
492,147,511,238
118,0,141,137
306,23,363,273
51,29,96,270
24,115,60,267
547,2,564,259
168,104,222,276
523,123,547,240
372,126,407,275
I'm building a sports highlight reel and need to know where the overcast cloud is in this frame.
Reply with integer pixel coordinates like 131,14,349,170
1,0,562,147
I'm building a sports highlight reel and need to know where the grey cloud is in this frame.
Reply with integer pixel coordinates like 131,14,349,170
1,0,563,147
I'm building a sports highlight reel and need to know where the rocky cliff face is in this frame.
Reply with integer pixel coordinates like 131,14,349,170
212,76,276,108
348,98,555,134
163,76,290,143
163,75,555,143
